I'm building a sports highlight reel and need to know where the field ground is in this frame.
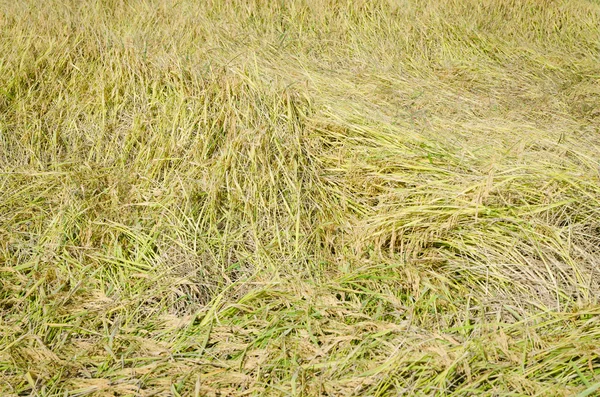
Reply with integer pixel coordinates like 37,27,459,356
2,0,600,395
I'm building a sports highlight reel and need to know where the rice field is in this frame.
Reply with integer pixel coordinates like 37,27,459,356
1,0,600,395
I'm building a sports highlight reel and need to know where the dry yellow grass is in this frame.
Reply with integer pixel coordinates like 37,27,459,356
1,0,600,395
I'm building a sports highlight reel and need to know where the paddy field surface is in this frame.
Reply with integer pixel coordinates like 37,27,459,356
1,1,600,395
